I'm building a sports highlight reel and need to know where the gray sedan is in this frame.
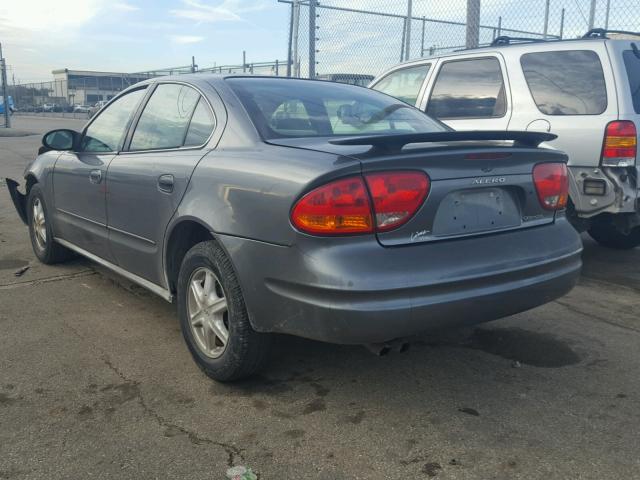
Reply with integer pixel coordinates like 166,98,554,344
6,75,582,381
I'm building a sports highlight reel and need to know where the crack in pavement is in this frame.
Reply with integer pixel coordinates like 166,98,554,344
0,270,95,289
555,300,640,334
98,354,246,467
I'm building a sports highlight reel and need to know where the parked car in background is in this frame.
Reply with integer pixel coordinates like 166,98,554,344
73,104,91,114
41,103,56,112
0,95,15,115
6,75,581,381
372,29,640,248
88,100,109,118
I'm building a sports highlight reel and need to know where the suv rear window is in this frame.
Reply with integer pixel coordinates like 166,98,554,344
623,50,640,114
521,50,607,115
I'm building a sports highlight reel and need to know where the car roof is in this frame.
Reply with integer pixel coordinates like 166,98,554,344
389,36,638,69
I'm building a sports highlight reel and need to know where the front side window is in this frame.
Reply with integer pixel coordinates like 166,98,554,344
372,64,430,105
81,88,146,153
427,57,506,119
521,50,607,115
130,84,200,151
623,50,640,114
226,77,447,140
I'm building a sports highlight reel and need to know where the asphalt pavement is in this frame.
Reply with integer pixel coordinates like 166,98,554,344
1,117,639,479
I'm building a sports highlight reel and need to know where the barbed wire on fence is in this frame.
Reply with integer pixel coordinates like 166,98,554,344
281,0,639,80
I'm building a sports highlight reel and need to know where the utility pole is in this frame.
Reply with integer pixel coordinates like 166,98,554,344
0,43,11,128
465,0,481,49
404,0,413,61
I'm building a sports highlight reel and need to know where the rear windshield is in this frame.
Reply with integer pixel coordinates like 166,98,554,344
623,50,640,113
225,77,447,140
521,50,607,115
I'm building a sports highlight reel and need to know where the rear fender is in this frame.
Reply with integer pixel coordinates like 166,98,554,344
5,178,28,225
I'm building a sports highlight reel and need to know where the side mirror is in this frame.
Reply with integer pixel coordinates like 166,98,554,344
42,129,78,151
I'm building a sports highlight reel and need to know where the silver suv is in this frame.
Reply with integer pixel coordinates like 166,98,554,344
372,29,640,249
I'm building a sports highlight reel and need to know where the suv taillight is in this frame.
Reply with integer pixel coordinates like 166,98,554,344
602,120,637,167
533,163,569,211
291,171,429,235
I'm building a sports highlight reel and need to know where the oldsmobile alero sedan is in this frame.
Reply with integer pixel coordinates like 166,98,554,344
6,75,582,381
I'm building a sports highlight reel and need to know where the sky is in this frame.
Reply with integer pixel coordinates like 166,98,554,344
0,0,289,83
0,0,636,83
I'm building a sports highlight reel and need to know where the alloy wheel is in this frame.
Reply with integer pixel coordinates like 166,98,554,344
32,198,47,249
187,267,230,358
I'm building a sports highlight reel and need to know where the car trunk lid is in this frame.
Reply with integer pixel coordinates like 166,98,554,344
274,131,566,246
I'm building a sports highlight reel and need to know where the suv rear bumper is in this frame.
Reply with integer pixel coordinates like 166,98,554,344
569,166,639,217
219,217,582,344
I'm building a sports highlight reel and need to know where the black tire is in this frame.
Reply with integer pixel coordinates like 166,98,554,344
177,240,271,382
26,183,74,264
588,224,640,250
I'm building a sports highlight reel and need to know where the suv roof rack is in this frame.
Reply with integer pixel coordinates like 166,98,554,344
583,28,640,39
490,36,550,47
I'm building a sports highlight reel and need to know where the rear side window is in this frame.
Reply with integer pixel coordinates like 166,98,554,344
130,84,200,151
372,64,430,105
184,98,216,146
521,50,607,115
623,50,640,114
427,58,506,119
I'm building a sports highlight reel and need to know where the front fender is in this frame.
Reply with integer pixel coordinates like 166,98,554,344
5,178,28,225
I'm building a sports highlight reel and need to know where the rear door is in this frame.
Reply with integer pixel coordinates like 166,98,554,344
420,54,512,131
105,82,217,286
53,87,147,260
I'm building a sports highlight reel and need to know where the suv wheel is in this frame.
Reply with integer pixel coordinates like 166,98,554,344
588,224,640,250
177,240,271,381
27,184,74,264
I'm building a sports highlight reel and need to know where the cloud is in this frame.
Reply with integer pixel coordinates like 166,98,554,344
169,0,268,23
170,35,206,44
113,2,140,12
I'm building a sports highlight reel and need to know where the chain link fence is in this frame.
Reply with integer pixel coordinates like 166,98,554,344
282,0,640,79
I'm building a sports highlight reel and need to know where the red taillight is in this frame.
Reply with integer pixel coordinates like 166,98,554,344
364,171,430,231
533,163,569,211
291,171,429,235
291,177,373,235
602,120,637,167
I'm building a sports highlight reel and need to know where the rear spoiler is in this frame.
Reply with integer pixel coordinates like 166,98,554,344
329,131,557,154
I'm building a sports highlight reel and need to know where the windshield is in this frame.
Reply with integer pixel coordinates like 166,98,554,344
225,77,448,140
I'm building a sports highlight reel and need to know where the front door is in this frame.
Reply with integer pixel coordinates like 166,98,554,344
52,87,147,260
106,83,216,286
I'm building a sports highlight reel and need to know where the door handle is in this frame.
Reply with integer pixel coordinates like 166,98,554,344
89,169,102,184
158,174,174,193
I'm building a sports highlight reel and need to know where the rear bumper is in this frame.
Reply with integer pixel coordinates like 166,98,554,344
219,217,582,344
